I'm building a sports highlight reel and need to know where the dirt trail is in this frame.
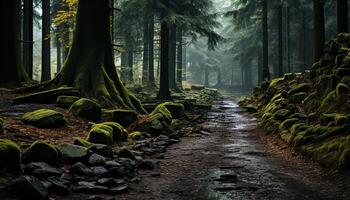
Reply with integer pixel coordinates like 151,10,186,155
122,100,350,200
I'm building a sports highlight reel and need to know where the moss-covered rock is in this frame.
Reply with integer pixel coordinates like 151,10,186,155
99,122,127,142
87,124,113,145
161,102,185,119
103,109,138,127
288,83,310,96
317,74,339,96
290,92,308,104
56,95,80,108
319,91,336,112
70,98,102,122
21,109,66,128
23,141,60,165
336,68,350,77
0,139,21,174
129,131,142,140
273,109,290,120
73,137,92,147
279,118,300,131
150,103,173,125
335,83,350,98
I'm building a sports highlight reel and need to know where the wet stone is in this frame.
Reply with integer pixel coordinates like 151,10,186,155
214,173,238,183
109,167,126,178
24,162,62,177
118,147,136,160
105,160,122,169
97,178,125,187
110,184,128,194
87,195,115,200
9,176,49,200
70,162,93,176
58,144,89,163
88,153,106,166
88,144,114,158
91,166,108,176
75,181,109,194
47,176,70,196
136,159,156,170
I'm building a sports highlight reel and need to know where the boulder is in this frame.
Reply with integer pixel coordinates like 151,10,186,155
57,144,89,163
47,176,70,196
0,139,21,174
23,141,60,165
88,153,106,166
56,95,80,108
21,109,66,128
290,92,308,104
161,102,185,119
10,176,49,200
24,162,61,177
104,109,138,127
69,98,102,122
118,147,135,160
273,109,290,120
70,162,93,176
99,122,127,142
73,137,92,147
87,124,113,145
88,144,114,158
288,83,310,96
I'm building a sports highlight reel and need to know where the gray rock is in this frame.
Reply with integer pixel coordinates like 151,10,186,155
88,154,106,166
10,176,49,200
24,162,61,177
87,196,115,200
47,176,70,196
90,166,108,176
105,161,122,169
109,167,126,178
58,144,89,163
70,162,93,176
118,147,135,160
97,178,125,187
136,159,155,170
88,144,114,158
109,184,128,194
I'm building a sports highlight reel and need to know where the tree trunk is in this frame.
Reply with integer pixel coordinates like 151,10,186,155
23,0,33,79
337,0,348,33
41,0,51,82
299,8,306,71
128,48,134,82
56,36,62,73
158,5,171,99
142,18,149,85
148,14,155,84
176,28,183,89
0,0,28,86
183,45,187,81
24,0,145,113
286,5,291,72
277,4,283,77
313,0,325,62
204,65,209,87
120,51,128,82
262,0,270,80
168,24,177,90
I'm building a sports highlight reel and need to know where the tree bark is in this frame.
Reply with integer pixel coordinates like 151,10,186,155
158,4,171,100
128,48,134,82
41,0,51,82
176,28,183,89
204,65,209,87
337,0,348,33
168,24,177,90
313,0,325,62
299,7,306,71
148,14,155,84
277,4,283,77
262,0,270,80
183,45,187,81
23,0,33,79
0,0,28,86
56,36,62,73
142,18,149,85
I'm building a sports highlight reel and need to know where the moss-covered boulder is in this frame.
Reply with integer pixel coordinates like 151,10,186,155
56,95,80,108
87,124,113,145
162,102,185,119
73,137,92,147
0,118,3,134
335,83,350,98
23,141,60,165
129,131,142,140
290,92,308,104
0,139,21,174
99,122,127,142
103,109,138,127
273,109,290,120
288,83,310,96
21,109,66,128
150,103,173,125
69,98,102,122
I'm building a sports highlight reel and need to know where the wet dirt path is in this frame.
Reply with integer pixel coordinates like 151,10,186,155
122,100,348,200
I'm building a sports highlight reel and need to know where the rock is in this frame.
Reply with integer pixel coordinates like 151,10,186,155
273,109,290,120
88,144,114,158
99,122,127,142
288,83,310,96
87,195,115,200
109,184,128,194
47,176,70,196
23,140,60,165
161,102,185,119
70,162,93,176
73,137,92,147
0,118,3,134
290,92,308,103
104,109,138,127
58,144,89,163
109,167,126,178
87,124,113,145
24,162,61,177
69,98,102,122
90,166,108,176
0,139,22,174
88,154,106,166
243,105,258,113
129,131,143,140
136,159,155,170
10,176,49,200
56,95,80,108
97,178,124,187
215,173,238,183
105,161,122,169
118,147,135,160
21,109,66,128
75,181,109,194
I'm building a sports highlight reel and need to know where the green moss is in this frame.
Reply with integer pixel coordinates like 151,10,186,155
319,91,336,112
150,103,173,125
279,118,300,131
161,102,185,119
23,140,60,165
341,76,350,86
129,131,142,140
273,109,290,120
87,125,113,145
73,137,92,147
0,139,21,174
317,75,338,96
335,68,350,77
70,98,102,122
21,109,66,128
289,113,308,120
99,122,127,142
288,83,310,96
56,95,80,108
290,92,308,104
335,83,350,98
269,77,284,87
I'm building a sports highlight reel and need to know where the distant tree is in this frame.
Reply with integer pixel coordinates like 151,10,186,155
313,0,325,61
23,0,34,79
262,0,270,80
337,0,348,33
41,0,51,81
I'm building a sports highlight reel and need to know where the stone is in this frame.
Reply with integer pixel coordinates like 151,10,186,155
23,140,60,165
69,98,102,122
58,144,89,163
75,181,109,194
24,162,61,177
136,159,155,170
273,109,290,120
87,196,115,200
88,153,106,166
10,176,49,200
97,178,124,187
109,184,128,194
118,147,135,160
161,102,185,119
56,95,79,108
47,176,70,196
104,109,138,127
88,144,114,158
105,161,122,168
21,109,66,128
0,139,22,174
109,167,126,178
70,162,93,176
90,166,108,176
73,137,92,147
87,124,113,145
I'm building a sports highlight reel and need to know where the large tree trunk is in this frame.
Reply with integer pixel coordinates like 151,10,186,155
313,0,325,62
183,45,187,81
41,0,51,82
128,48,134,82
148,14,155,85
204,65,209,87
56,36,62,73
337,0,348,33
0,0,28,86
168,24,177,90
277,4,283,77
23,0,33,79
299,8,306,71
23,0,145,113
158,4,171,100
176,28,183,89
262,0,270,80
142,18,149,85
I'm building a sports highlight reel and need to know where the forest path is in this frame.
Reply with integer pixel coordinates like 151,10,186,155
122,100,349,200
